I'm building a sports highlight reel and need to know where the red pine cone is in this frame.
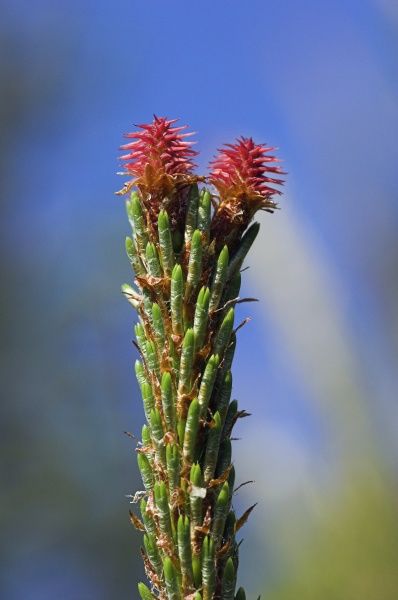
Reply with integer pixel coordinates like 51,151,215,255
209,137,285,244
209,136,284,209
119,115,197,195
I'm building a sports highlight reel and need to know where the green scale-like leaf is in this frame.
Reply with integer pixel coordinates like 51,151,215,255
125,236,145,277
193,286,210,350
235,588,246,600
144,532,163,576
158,209,175,277
134,323,147,359
198,189,211,242
161,372,176,433
185,229,203,299
128,192,148,255
226,221,259,282
203,411,222,483
140,498,157,538
137,453,154,492
223,510,236,549
138,582,154,600
151,303,165,348
223,399,238,439
216,439,232,479
177,328,195,402
145,242,162,278
183,398,200,464
185,184,199,245
150,408,166,470
145,339,161,381
166,443,180,496
212,481,230,548
163,556,182,600
141,424,151,449
177,515,194,592
213,308,235,358
209,245,229,312
154,481,173,541
141,381,155,423
221,557,236,600
189,463,204,540
202,536,216,600
198,354,219,417
135,359,147,389
192,553,202,589
215,370,233,423
222,271,241,307
171,264,184,336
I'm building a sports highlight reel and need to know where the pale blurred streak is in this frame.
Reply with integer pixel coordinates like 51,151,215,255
373,0,398,26
235,205,398,595
251,207,374,457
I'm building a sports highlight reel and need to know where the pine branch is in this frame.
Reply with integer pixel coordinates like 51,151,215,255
118,116,284,600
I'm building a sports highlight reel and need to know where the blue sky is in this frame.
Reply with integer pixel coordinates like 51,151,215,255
1,1,397,597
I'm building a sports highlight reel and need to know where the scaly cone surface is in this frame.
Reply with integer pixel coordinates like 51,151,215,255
119,116,284,600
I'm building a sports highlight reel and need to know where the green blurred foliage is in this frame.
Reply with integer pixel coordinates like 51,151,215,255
266,472,398,600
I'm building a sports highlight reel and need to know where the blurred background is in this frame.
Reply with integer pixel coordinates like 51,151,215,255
1,1,397,598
